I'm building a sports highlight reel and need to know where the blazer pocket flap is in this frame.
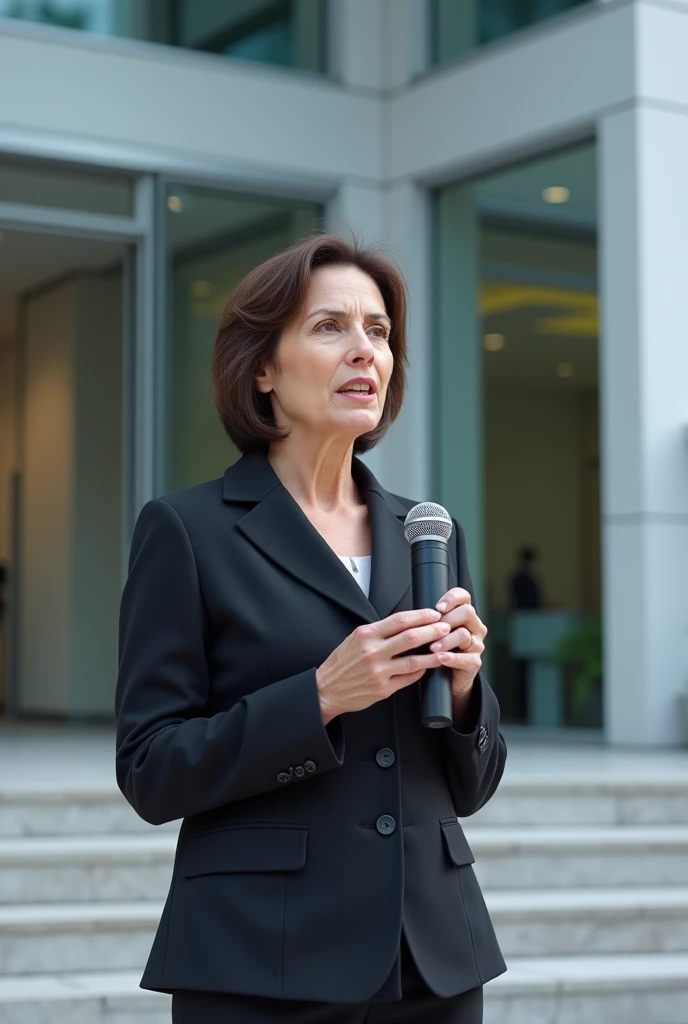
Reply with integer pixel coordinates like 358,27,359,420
441,819,475,867
184,824,308,877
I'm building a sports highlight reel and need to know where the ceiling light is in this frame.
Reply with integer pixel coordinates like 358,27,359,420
167,195,183,213
557,362,573,378
542,186,570,205
484,333,505,352
191,280,213,298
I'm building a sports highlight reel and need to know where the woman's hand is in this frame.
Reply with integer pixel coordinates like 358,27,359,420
315,608,453,725
429,587,487,710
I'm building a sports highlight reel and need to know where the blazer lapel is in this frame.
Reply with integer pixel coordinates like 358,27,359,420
223,449,413,624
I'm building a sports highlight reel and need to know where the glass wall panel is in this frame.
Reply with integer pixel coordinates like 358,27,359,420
435,142,601,732
1,0,327,72
431,0,591,66
165,184,321,492
0,159,134,215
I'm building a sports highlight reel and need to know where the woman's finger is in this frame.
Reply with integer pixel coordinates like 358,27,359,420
435,587,471,613
387,619,452,658
430,626,480,653
437,603,486,637
437,650,483,672
373,607,443,640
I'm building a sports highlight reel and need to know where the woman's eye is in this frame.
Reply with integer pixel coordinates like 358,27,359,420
317,320,338,332
369,326,389,340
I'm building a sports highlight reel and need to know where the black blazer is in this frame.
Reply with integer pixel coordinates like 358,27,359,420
115,448,507,1003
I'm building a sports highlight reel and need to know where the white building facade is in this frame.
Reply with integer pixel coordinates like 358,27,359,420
0,0,686,746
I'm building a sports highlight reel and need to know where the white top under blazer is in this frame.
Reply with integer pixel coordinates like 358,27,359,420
337,554,372,598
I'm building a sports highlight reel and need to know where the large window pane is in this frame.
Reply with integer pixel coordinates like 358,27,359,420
431,0,591,66
165,185,321,492
1,0,327,72
435,142,601,733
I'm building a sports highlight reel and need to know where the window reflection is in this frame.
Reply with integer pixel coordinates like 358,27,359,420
431,0,591,66
1,0,326,72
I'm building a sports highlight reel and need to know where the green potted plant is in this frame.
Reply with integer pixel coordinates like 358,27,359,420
554,618,603,723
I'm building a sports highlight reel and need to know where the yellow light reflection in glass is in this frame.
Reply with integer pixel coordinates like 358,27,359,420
481,282,598,337
542,186,570,204
484,333,505,351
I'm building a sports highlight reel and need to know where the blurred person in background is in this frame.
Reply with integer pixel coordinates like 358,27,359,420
508,545,543,723
115,234,506,1023
508,545,542,612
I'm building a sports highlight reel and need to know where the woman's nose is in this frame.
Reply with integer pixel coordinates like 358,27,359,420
350,325,375,353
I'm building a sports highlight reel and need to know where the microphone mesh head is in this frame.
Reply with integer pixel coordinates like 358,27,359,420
403,502,453,544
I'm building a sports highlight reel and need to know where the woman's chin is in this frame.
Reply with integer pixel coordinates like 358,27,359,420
331,410,380,432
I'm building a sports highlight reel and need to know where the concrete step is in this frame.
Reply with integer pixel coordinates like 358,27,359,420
466,825,688,889
0,783,179,837
2,826,688,902
465,775,688,827
0,903,161,975
484,951,688,1024
0,955,686,1024
487,886,688,956
0,836,175,903
0,970,169,1023
2,886,687,976
1,774,686,837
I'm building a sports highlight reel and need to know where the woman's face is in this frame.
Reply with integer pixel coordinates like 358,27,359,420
255,264,394,446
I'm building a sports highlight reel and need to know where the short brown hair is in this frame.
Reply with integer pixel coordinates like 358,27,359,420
211,232,408,455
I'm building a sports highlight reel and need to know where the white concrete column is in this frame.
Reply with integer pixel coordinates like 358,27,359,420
375,181,433,504
599,104,688,745
327,182,385,244
326,182,387,480
328,0,427,92
327,0,385,90
381,0,429,89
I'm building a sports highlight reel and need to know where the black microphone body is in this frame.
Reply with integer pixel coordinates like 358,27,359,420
411,537,454,729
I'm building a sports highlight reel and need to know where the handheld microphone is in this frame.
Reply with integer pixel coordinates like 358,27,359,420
403,502,454,729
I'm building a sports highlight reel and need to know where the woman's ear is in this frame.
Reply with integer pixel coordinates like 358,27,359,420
254,363,272,393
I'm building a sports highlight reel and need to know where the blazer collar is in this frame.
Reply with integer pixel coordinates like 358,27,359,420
222,449,412,624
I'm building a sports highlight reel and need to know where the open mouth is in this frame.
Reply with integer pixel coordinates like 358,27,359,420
336,389,376,400
336,379,377,399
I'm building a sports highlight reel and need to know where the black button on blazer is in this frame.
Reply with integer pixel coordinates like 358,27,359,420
115,448,507,1003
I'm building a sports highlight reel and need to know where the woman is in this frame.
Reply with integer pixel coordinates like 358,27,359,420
115,233,507,1023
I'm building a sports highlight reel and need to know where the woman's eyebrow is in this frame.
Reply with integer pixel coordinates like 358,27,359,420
305,307,348,321
305,307,392,325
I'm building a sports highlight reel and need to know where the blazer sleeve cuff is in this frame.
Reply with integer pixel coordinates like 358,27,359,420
240,666,345,792
446,673,497,747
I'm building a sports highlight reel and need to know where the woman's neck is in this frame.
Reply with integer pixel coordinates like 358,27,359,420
266,443,363,514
